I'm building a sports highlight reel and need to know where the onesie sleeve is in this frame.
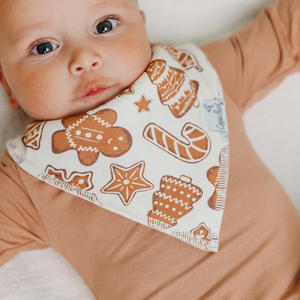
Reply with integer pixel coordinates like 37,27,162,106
0,151,49,268
201,0,300,112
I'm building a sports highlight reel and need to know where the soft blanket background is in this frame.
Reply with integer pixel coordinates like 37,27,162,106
0,0,299,298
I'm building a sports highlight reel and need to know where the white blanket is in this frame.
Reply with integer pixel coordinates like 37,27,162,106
1,0,299,298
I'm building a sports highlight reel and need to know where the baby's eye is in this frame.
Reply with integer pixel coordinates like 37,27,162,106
94,19,118,34
31,41,59,55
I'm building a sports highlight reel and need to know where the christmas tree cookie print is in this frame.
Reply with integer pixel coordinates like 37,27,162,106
155,43,203,72
146,59,199,118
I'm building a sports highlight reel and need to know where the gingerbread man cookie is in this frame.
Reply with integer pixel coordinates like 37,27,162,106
148,175,203,226
52,109,132,166
143,122,211,163
207,166,220,210
146,59,199,118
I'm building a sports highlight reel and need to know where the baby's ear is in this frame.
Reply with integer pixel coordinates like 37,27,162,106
0,65,20,110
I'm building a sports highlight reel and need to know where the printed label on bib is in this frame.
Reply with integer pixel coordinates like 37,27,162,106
201,99,228,133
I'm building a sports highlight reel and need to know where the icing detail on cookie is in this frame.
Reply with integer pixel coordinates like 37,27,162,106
148,175,202,227
143,122,211,163
101,161,154,206
45,165,94,191
117,84,135,97
207,166,220,210
155,43,203,72
190,222,211,241
22,121,47,150
146,60,199,118
134,95,152,113
52,109,132,166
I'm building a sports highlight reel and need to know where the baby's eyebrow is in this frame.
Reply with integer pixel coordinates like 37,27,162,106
90,0,128,12
11,22,50,46
10,0,129,47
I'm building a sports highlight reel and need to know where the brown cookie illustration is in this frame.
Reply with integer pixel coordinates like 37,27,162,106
45,165,94,191
101,161,154,206
52,109,132,166
134,94,152,113
143,122,211,163
190,222,211,241
22,121,47,150
155,43,203,72
207,166,220,209
146,60,199,118
148,175,203,226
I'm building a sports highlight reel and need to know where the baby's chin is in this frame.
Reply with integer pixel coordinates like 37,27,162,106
29,99,116,122
24,107,81,122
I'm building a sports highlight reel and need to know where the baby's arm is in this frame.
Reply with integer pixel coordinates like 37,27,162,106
201,0,300,112
0,151,49,267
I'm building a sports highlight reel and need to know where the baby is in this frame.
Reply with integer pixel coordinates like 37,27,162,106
0,0,300,299
0,0,151,120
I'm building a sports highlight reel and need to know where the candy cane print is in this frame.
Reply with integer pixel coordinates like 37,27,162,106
143,123,211,163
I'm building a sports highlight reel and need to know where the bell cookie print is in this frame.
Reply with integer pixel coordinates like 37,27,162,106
101,161,154,206
143,122,211,163
52,109,132,166
22,121,46,150
148,175,203,227
45,165,94,191
146,60,199,118
155,43,203,72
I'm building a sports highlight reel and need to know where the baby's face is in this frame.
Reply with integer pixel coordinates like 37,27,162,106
0,0,151,120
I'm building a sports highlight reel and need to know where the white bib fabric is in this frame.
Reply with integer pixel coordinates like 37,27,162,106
7,43,229,252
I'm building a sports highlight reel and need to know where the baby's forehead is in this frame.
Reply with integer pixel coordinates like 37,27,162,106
0,0,138,19
0,0,139,43
0,0,135,32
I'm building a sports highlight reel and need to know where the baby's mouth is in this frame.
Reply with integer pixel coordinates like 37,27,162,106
84,86,108,98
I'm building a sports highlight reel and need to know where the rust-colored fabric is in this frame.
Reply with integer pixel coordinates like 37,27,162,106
1,0,300,298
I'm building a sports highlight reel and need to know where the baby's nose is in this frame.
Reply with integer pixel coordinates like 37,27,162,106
69,49,102,75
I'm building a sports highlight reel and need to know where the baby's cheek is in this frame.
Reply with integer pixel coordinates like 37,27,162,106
14,60,68,119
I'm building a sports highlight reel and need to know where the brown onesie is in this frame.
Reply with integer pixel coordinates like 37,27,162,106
0,0,300,299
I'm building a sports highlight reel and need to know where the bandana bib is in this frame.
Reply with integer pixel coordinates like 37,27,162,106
7,43,229,252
